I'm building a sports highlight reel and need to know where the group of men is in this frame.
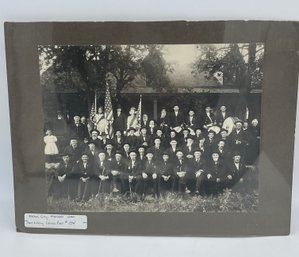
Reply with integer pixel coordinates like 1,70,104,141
46,104,260,202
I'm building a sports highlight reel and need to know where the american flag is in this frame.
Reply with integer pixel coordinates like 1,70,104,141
104,83,114,138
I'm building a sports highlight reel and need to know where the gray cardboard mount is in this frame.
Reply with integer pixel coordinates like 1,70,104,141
4,21,299,236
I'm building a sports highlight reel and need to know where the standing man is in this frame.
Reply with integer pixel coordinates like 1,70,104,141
69,115,87,141
174,150,192,194
110,151,127,194
216,105,230,127
113,104,127,133
192,149,206,194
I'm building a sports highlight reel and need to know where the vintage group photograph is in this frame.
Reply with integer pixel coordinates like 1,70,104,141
39,43,263,212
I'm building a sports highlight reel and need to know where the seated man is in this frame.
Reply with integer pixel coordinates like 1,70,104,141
72,153,94,202
109,151,127,194
126,149,142,196
51,153,73,199
93,151,111,196
192,149,207,195
159,152,175,194
173,149,192,194
138,150,160,199
205,152,227,195
226,152,247,193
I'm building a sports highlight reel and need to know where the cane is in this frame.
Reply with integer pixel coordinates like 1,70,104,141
129,180,133,200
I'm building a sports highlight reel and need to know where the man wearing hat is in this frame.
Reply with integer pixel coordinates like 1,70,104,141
216,128,229,144
99,132,109,150
63,138,83,164
185,108,199,131
205,152,227,195
202,106,216,130
174,149,192,194
105,140,115,162
126,149,142,195
89,129,102,150
170,105,184,130
204,130,217,161
72,153,94,201
113,104,127,132
93,151,111,195
183,135,196,159
139,150,160,198
137,145,147,168
137,126,150,147
213,140,230,162
122,142,131,161
113,130,124,151
191,149,206,194
159,152,175,194
229,120,246,154
110,151,127,194
166,138,179,161
126,127,138,148
69,115,88,141
215,105,230,127
158,107,171,134
51,152,74,199
180,127,190,146
148,137,164,162
84,141,99,167
226,152,247,193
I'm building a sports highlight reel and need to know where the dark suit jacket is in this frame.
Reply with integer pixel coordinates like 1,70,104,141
143,160,158,175
215,111,230,126
126,160,142,176
226,161,247,185
56,161,73,178
95,160,111,177
69,122,88,140
63,145,83,164
110,159,127,175
125,135,138,148
113,112,127,132
72,161,94,179
158,161,174,176
202,113,216,127
170,111,184,128
185,115,200,129
206,160,227,182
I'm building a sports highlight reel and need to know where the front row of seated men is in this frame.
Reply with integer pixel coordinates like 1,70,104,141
48,145,251,202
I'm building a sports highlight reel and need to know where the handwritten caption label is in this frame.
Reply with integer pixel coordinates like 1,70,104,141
24,213,87,230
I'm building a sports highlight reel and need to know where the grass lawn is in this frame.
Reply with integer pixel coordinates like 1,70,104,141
47,189,258,213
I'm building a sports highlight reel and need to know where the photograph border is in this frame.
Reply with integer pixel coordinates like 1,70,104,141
4,21,299,236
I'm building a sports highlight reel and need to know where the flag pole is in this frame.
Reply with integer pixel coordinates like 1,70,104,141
94,89,97,115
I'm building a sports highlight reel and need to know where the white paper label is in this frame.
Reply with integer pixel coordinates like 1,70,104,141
24,213,87,230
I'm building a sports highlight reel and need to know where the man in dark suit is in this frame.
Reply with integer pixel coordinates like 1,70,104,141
215,105,230,126
110,151,127,194
126,127,138,148
89,129,102,150
229,120,247,155
93,151,111,195
69,115,88,141
63,138,83,164
52,153,73,199
185,108,199,131
226,152,247,193
159,152,174,194
173,150,192,194
191,149,207,194
148,137,164,162
126,150,142,196
204,131,217,161
170,105,184,130
137,126,150,147
205,152,227,195
122,142,131,161
84,141,99,167
113,105,127,132
72,153,94,201
140,150,160,198
105,140,115,162
166,138,179,161
213,140,230,162
183,136,196,160
202,106,216,130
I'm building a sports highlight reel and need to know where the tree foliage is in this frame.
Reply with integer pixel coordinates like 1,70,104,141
192,43,264,89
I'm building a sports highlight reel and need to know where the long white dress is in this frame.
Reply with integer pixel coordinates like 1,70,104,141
44,135,59,155
95,114,108,134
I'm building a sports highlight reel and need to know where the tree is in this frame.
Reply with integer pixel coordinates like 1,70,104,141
141,45,173,92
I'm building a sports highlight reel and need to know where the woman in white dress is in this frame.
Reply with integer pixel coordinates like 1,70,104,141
94,106,108,135
44,129,59,163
